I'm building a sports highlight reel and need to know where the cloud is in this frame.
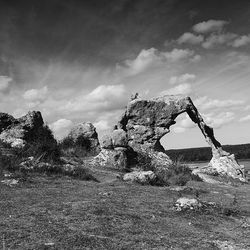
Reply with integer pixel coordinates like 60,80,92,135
160,83,192,96
244,105,250,111
177,32,204,45
169,73,196,85
172,126,186,133
93,120,110,131
0,76,12,92
23,86,48,107
231,34,250,47
204,112,235,129
194,96,245,111
63,84,129,114
239,115,250,122
202,33,238,49
121,48,200,75
50,118,73,139
193,20,228,34
163,48,197,62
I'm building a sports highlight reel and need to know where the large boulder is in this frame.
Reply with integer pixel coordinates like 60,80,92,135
67,122,100,155
0,111,55,148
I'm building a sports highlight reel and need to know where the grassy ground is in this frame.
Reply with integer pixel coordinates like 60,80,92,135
0,172,250,249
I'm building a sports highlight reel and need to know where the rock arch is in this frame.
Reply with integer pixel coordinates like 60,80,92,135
113,95,246,181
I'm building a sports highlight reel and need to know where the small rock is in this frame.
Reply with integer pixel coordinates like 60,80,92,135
174,197,202,211
123,170,156,184
1,179,19,186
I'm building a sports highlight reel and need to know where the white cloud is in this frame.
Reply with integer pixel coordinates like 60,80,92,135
169,73,196,85
63,84,129,113
202,33,238,49
23,86,48,107
163,48,196,62
231,34,250,47
239,115,250,122
193,20,228,34
244,105,250,111
194,96,245,111
172,126,186,133
204,112,235,128
177,32,204,45
121,48,200,75
93,120,110,131
0,76,12,92
50,118,73,139
160,83,192,96
180,115,196,129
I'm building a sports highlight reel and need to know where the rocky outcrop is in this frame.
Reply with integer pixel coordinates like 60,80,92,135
67,122,101,155
98,95,246,182
0,111,55,148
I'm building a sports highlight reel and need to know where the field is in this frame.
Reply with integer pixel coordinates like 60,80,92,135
1,170,250,250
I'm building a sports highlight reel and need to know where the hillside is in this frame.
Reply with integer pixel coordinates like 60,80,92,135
166,143,250,162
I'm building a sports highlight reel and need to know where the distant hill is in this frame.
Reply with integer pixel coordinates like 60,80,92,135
166,143,250,162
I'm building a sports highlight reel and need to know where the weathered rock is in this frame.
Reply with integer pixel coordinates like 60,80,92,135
100,134,113,149
123,170,156,184
0,113,16,133
95,148,127,170
115,95,246,181
0,111,55,148
174,197,202,211
100,129,127,149
67,122,100,155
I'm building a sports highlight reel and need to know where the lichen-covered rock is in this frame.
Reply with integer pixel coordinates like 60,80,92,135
0,111,55,148
67,122,100,155
95,148,127,170
208,154,246,181
123,170,156,184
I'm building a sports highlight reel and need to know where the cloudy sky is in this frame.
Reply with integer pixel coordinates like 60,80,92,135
0,0,250,149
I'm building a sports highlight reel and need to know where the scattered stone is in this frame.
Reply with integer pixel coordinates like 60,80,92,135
174,197,203,211
123,170,156,184
1,179,19,186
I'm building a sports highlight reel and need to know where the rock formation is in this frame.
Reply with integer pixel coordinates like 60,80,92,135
99,95,246,181
0,111,55,148
67,122,101,155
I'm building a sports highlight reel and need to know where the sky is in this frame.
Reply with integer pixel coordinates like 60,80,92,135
0,0,250,149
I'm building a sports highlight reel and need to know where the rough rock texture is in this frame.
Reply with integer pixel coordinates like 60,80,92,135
0,111,55,148
95,148,127,170
99,95,246,182
67,122,100,155
174,197,202,211
123,170,156,184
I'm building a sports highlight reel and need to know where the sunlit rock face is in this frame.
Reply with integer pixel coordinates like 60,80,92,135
0,111,55,148
98,94,246,181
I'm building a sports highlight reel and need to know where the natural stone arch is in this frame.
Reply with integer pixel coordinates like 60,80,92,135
118,95,226,157
113,95,246,181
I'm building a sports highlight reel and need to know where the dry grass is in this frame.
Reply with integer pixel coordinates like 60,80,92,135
0,174,249,249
